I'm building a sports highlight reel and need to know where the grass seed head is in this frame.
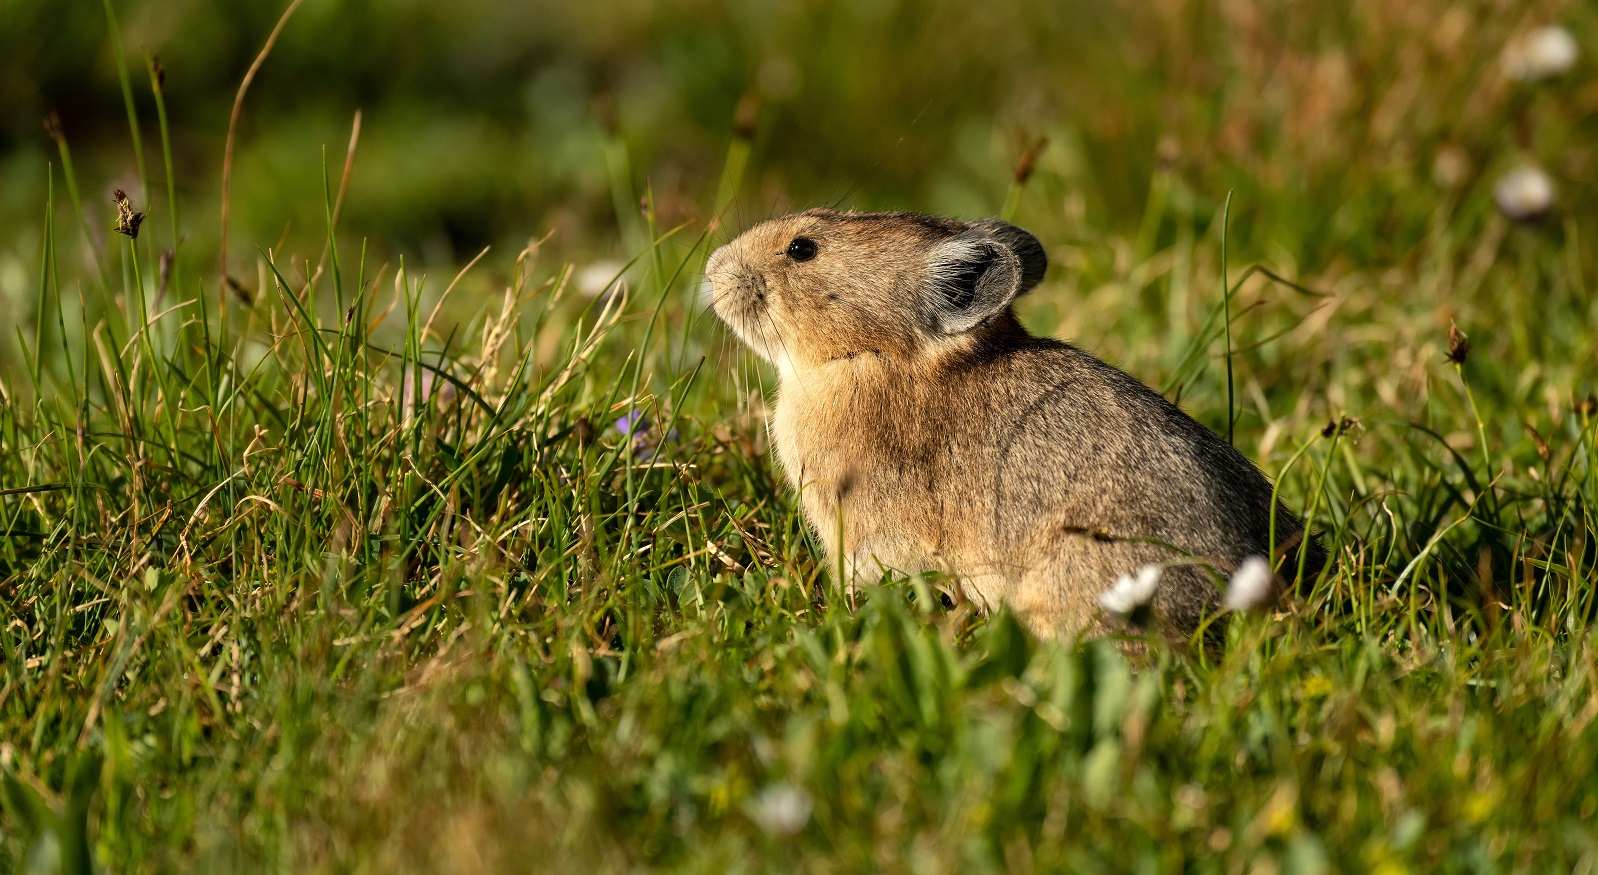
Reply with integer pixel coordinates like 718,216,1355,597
1014,135,1048,184
1446,321,1470,366
732,93,759,141
1321,416,1360,439
112,188,144,239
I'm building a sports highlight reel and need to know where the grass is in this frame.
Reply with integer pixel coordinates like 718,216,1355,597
3,2,1598,872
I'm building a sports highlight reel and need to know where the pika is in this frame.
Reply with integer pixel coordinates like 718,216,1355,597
705,209,1322,641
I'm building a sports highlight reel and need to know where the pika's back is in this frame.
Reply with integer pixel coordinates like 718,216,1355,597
951,333,1291,562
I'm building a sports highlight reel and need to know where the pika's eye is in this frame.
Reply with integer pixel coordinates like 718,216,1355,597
786,237,818,262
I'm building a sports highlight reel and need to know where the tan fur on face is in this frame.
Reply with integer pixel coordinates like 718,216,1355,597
706,210,1324,644
704,209,970,370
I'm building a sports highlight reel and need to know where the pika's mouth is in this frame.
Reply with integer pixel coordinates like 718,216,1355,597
704,254,774,357
708,275,770,350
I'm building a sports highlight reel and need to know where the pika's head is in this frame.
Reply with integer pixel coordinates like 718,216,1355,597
705,209,1047,372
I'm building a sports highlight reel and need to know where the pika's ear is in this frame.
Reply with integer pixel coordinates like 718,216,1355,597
971,219,1047,292
924,226,1037,334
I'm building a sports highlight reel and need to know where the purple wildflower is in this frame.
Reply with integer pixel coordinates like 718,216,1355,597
614,410,648,439
613,410,676,460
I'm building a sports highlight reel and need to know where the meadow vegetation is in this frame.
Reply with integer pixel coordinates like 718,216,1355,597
1,1,1597,871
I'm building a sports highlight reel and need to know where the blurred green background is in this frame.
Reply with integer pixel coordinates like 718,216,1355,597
3,0,1592,291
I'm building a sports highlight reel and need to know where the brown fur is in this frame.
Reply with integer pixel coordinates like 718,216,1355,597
705,209,1323,642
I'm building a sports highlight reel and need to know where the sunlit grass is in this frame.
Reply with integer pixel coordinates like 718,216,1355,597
2,3,1598,873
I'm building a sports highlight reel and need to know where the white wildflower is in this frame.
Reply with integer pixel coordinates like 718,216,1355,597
1098,564,1162,618
1503,25,1579,82
574,259,625,298
1223,555,1275,613
748,782,812,837
1493,165,1556,222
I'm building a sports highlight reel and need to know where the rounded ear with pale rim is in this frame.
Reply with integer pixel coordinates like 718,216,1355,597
971,219,1047,293
924,221,1046,334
